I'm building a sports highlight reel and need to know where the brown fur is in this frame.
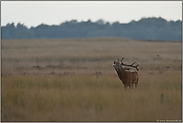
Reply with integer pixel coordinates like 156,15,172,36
113,61,139,88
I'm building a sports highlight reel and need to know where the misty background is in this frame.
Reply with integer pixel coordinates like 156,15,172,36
1,17,182,41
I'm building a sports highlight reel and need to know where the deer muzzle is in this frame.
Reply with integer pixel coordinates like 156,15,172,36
113,61,116,67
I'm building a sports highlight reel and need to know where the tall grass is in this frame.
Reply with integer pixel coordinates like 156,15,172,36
1,38,182,121
2,73,181,121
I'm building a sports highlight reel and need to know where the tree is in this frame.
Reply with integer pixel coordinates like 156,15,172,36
1,17,182,41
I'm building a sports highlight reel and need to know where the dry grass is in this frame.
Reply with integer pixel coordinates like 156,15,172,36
1,38,182,121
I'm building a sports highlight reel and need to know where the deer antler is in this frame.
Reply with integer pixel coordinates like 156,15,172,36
120,58,139,71
121,57,124,63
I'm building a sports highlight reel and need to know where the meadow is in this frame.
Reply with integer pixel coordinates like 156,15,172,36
1,38,182,121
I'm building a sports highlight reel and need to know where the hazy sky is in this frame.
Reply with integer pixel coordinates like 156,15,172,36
1,1,182,28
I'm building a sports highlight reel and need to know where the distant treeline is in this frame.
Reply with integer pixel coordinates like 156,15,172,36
1,17,182,41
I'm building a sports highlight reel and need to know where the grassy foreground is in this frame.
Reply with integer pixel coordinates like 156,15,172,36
1,38,182,121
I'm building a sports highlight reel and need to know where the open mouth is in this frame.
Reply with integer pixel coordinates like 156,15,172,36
113,61,116,67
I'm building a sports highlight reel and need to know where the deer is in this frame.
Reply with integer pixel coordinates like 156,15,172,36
113,58,139,88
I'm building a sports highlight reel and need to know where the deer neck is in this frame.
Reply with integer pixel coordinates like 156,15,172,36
116,67,126,80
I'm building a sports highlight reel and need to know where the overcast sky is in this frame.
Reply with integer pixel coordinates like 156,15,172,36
1,1,182,28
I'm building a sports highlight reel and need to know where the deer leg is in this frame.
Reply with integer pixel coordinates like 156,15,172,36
129,85,131,88
135,82,138,88
124,85,128,89
129,84,133,89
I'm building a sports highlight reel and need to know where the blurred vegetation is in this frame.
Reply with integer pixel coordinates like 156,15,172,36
1,17,182,41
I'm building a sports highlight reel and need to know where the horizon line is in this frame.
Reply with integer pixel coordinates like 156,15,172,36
1,16,182,28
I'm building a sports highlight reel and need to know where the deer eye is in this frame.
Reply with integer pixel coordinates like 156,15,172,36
114,61,116,64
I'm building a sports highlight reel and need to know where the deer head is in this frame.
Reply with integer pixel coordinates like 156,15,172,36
113,60,123,73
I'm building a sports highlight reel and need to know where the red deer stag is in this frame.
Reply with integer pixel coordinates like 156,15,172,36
113,58,139,88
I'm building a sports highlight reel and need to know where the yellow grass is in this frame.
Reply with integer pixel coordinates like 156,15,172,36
1,38,182,121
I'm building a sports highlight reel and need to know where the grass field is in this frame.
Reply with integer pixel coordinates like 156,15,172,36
1,38,182,121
